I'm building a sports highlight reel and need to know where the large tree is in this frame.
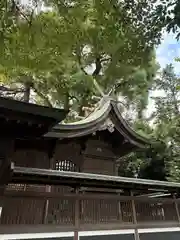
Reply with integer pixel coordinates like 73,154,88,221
0,0,159,116
119,64,180,181
152,64,180,181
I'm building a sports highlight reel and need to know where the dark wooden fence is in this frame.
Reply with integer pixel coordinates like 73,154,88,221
139,232,180,240
80,234,134,240
0,184,180,234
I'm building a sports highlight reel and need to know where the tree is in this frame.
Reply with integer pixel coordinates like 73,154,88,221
118,143,168,181
148,0,180,39
119,64,180,181
117,119,168,181
0,0,160,116
152,64,180,181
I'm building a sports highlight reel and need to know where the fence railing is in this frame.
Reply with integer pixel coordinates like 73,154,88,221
0,184,179,234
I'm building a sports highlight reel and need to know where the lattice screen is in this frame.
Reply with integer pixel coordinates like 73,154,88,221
55,160,77,172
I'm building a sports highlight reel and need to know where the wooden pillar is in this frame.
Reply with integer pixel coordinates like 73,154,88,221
0,138,14,195
131,191,140,240
174,194,180,223
74,231,79,240
118,193,123,222
43,143,56,224
42,185,51,224
74,188,80,240
0,138,14,222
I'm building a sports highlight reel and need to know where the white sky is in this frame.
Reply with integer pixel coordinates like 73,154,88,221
156,32,180,73
145,32,180,117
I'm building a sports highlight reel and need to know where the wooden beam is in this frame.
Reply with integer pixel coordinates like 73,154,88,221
0,222,179,235
12,166,180,192
4,189,180,204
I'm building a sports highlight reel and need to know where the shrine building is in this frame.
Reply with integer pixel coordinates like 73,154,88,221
0,96,180,240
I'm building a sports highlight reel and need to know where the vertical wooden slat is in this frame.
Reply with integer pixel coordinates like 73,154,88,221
118,193,123,222
74,231,79,240
174,194,180,223
42,155,54,224
74,188,79,240
42,185,50,224
131,191,140,240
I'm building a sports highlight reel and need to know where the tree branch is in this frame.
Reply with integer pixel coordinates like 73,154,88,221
76,47,88,75
32,86,53,107
100,57,112,63
12,0,31,24
92,56,102,76
76,48,105,96
0,85,25,94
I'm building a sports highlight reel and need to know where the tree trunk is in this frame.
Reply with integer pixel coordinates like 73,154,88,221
64,93,70,111
23,82,31,103
138,109,143,120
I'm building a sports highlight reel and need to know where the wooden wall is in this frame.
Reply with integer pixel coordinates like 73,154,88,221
13,138,117,176
13,150,50,169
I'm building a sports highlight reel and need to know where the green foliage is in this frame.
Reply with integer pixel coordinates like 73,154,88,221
0,0,160,114
152,64,180,181
118,64,180,181
0,1,17,43
150,0,180,39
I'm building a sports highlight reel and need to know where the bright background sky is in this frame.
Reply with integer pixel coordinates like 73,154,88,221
146,32,180,117
156,32,180,73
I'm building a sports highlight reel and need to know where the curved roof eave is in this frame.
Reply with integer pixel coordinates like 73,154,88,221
44,100,111,138
44,98,156,149
111,100,155,148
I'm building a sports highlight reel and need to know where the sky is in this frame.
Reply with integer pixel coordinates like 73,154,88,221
145,32,180,117
156,32,180,73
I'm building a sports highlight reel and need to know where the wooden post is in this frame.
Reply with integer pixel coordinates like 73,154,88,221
42,185,51,224
74,188,79,240
74,231,79,240
131,191,140,240
118,193,123,222
174,194,180,223
0,138,14,193
43,155,54,224
0,139,14,223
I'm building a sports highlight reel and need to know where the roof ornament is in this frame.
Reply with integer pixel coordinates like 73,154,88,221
69,78,118,122
91,78,114,111
98,118,115,133
93,81,127,116
72,78,111,119
91,78,115,133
